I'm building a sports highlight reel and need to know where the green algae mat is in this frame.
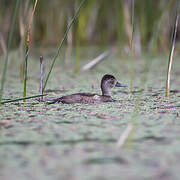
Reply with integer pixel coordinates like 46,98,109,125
0,52,180,180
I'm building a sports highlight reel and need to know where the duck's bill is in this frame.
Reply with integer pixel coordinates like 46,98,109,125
115,82,126,87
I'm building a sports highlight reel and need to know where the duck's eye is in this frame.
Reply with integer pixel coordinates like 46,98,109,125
109,79,115,84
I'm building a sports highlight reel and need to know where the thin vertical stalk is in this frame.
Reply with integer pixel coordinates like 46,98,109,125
42,0,87,93
0,0,20,103
23,46,29,99
125,0,136,149
130,0,135,52
166,6,179,97
23,0,38,101
130,0,135,93
39,56,44,101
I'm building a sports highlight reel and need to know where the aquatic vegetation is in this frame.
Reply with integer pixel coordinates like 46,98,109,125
0,0,180,179
0,53,180,179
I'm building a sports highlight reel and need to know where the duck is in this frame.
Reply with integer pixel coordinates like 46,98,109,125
49,74,126,104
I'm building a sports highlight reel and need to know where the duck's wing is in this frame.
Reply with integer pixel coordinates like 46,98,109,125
61,93,97,104
49,93,97,104
48,93,115,104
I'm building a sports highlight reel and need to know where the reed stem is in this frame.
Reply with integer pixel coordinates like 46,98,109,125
166,5,179,97
0,94,46,105
129,0,135,93
0,0,20,103
39,56,44,101
23,0,38,101
42,0,87,93
23,46,29,100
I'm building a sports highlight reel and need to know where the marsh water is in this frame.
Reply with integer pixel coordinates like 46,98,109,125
0,50,180,180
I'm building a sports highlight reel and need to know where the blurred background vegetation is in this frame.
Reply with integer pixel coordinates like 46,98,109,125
0,0,179,57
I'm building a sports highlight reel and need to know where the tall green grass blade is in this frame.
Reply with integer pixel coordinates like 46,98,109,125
0,94,47,104
166,3,179,97
0,0,20,103
42,0,87,93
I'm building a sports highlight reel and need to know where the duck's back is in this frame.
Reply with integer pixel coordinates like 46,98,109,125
51,93,113,104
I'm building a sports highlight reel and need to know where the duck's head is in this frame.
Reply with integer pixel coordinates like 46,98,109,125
101,74,126,97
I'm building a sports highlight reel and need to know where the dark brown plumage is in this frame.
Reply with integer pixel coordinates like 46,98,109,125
49,74,126,104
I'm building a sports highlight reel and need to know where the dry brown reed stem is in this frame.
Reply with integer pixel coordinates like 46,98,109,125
27,0,38,46
166,11,179,97
19,0,31,60
23,0,38,101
